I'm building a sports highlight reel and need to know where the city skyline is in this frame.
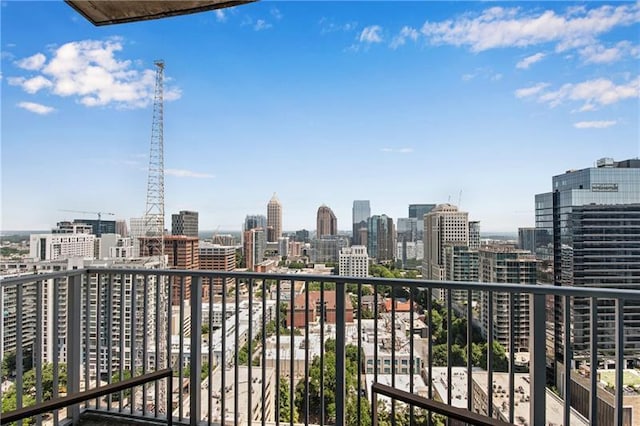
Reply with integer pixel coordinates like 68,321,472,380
2,1,639,232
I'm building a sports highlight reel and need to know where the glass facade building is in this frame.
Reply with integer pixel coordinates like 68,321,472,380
352,200,371,245
535,158,640,381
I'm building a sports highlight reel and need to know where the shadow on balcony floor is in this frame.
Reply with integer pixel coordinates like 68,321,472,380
78,411,169,426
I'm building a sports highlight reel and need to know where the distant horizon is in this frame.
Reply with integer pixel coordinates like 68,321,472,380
0,229,519,239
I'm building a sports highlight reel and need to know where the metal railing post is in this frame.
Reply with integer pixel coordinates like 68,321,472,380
335,281,346,426
67,273,82,423
189,276,202,425
529,293,546,426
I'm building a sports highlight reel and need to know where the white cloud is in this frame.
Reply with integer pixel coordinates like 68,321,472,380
517,77,640,109
421,4,640,53
390,26,419,49
319,18,358,34
166,169,215,179
214,10,226,22
491,73,503,81
360,25,383,43
516,52,546,69
574,120,617,129
8,75,53,94
515,83,550,98
17,101,55,115
254,19,272,31
380,147,413,153
270,8,283,20
462,73,475,81
9,39,181,109
579,41,640,64
15,52,46,70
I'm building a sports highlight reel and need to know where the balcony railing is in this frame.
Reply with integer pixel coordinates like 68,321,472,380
1,268,638,426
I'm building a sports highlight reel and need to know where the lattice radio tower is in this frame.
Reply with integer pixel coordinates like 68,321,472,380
144,60,168,413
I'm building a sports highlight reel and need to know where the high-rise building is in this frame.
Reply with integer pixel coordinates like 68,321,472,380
316,205,338,237
352,200,371,245
294,229,310,243
409,204,436,240
54,221,93,234
72,218,116,237
115,220,129,238
171,210,199,237
199,243,235,301
479,246,538,353
244,228,266,271
30,233,96,260
409,204,436,220
367,215,395,262
535,158,640,378
312,236,347,263
339,245,369,277
422,204,469,282
140,235,199,305
244,215,267,232
397,218,418,242
278,237,289,258
444,245,480,304
517,227,536,253
468,221,481,250
267,193,282,243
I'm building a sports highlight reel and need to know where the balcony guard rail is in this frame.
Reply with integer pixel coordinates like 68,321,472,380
371,382,510,426
1,368,172,425
1,268,638,426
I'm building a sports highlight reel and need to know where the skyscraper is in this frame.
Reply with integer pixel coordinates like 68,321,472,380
408,204,436,220
244,215,267,232
423,204,469,282
367,214,395,262
535,158,640,378
244,228,266,270
267,193,282,243
339,246,369,277
199,243,235,301
115,220,129,238
140,235,199,305
409,204,436,240
352,200,371,245
171,210,199,237
517,227,536,253
316,205,338,237
479,246,538,353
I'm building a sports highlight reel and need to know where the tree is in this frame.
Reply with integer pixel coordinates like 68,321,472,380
2,351,16,378
201,323,209,335
111,369,133,401
279,379,299,422
295,340,370,425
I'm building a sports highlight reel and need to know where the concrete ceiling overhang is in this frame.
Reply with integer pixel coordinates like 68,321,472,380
65,0,256,26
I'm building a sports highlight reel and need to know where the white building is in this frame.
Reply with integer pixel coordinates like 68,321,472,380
339,245,369,277
30,233,96,261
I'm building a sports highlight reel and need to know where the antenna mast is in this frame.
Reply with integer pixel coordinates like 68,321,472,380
144,59,168,413
144,60,165,257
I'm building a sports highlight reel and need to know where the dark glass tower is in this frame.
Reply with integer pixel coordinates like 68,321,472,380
352,200,371,245
535,158,640,383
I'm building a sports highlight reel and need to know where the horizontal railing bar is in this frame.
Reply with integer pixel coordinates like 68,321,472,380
3,268,637,299
85,268,640,299
1,369,173,425
372,383,512,426
0,269,84,287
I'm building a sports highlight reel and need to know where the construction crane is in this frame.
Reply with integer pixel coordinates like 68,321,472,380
58,209,115,236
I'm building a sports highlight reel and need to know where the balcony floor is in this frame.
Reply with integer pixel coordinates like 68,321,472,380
78,411,169,426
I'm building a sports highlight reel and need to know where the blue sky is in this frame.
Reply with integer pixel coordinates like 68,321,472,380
2,1,639,233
